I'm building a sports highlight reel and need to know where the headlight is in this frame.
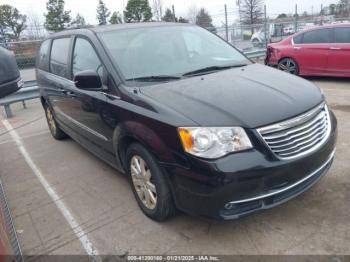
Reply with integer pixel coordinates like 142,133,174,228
178,127,253,159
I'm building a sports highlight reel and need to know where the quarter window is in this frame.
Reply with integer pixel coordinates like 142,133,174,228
72,38,103,78
302,29,332,44
335,27,350,43
50,38,70,78
37,40,50,70
293,34,303,44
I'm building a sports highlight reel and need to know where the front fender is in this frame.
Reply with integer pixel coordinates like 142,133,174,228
113,121,176,168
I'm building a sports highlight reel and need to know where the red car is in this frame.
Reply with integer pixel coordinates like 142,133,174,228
265,23,350,77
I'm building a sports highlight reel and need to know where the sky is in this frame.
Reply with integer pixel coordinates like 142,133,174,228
0,0,338,26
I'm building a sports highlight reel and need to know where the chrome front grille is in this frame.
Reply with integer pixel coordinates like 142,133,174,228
257,103,331,160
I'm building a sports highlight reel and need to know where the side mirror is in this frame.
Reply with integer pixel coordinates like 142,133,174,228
73,70,102,91
0,47,22,98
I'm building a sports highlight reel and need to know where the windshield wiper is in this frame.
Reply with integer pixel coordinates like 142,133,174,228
125,75,181,82
182,64,248,77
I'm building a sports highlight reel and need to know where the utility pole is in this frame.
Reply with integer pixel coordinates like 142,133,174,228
172,5,176,22
225,4,229,42
294,4,298,32
237,0,242,38
264,5,268,48
122,0,125,23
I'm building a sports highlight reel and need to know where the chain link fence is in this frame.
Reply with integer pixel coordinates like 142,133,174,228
1,13,349,68
1,40,41,69
211,14,350,53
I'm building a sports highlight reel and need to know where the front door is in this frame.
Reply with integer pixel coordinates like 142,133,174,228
58,37,114,151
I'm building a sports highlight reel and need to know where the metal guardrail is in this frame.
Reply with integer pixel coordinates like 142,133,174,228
244,49,267,59
0,49,266,119
0,81,39,118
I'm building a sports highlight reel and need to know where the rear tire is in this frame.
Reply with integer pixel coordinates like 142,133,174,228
126,143,176,221
278,58,299,75
44,103,68,140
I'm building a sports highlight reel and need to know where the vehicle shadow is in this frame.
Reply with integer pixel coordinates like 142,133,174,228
304,76,350,83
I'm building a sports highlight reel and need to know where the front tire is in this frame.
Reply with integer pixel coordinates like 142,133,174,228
44,104,68,140
126,143,175,221
278,58,299,75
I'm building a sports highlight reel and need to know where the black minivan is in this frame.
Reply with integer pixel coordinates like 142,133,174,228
36,23,337,221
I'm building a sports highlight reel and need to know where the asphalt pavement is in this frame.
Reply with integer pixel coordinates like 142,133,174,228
0,76,349,257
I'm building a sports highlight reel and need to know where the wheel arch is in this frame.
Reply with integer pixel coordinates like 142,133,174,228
40,96,47,108
112,122,174,171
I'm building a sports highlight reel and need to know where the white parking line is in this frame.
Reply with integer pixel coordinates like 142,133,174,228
2,119,101,260
0,130,50,146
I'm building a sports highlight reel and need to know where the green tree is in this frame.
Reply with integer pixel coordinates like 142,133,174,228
44,0,71,32
329,4,337,15
301,11,309,17
124,0,152,23
196,8,216,33
162,8,175,22
338,0,350,17
0,5,27,40
178,17,189,23
70,13,86,27
109,11,123,24
277,13,287,19
97,0,111,25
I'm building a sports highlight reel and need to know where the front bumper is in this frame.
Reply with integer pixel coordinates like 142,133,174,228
163,110,337,220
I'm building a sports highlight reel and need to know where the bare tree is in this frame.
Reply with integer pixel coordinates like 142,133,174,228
152,0,163,21
187,5,198,24
26,11,46,40
240,0,264,33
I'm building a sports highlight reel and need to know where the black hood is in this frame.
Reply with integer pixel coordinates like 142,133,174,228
140,64,324,128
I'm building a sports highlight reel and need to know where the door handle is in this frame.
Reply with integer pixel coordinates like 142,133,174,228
59,88,76,97
330,47,341,50
65,91,77,97
293,46,302,50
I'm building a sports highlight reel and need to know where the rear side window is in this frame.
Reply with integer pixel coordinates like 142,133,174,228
293,34,303,44
335,27,350,43
37,40,50,70
50,38,71,78
302,29,332,44
72,38,103,78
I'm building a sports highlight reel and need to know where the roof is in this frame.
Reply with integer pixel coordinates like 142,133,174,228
48,22,193,38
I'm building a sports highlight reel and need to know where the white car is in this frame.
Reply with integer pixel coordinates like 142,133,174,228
283,27,295,35
250,29,266,47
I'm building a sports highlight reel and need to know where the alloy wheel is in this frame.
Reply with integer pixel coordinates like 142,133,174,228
46,107,56,135
130,155,157,210
278,58,298,75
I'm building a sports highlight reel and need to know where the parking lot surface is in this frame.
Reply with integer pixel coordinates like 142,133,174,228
0,78,349,256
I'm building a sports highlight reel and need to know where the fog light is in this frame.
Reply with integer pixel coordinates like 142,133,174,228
224,203,233,210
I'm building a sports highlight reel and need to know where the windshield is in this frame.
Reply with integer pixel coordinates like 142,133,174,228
98,25,251,81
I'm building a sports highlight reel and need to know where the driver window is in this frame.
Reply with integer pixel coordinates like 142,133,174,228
72,38,103,78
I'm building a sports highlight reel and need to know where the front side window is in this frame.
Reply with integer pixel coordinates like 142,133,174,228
302,29,332,44
98,25,251,80
72,38,103,78
50,38,70,78
335,27,350,43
